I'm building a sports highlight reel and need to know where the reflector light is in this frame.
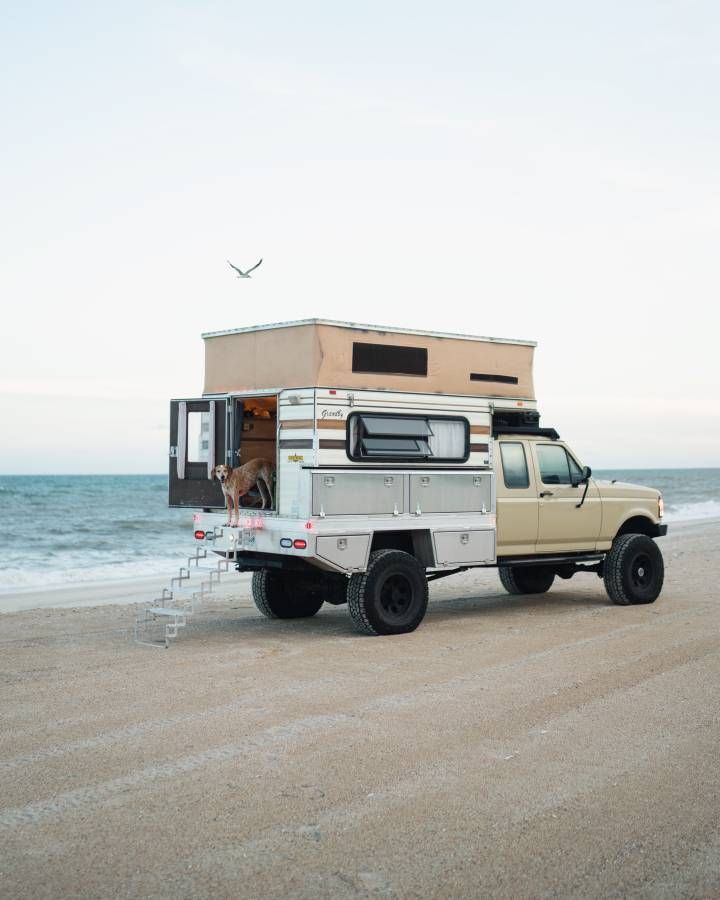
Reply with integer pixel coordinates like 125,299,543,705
304,521,313,530
329,390,337,395
280,538,292,548
239,517,265,529
293,539,307,550
194,530,205,540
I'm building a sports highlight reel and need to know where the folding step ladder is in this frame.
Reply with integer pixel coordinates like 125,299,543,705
135,532,233,647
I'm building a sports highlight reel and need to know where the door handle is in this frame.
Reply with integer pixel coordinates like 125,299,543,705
539,491,554,498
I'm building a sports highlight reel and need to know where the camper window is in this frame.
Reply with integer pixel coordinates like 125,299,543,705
352,342,428,377
348,413,468,463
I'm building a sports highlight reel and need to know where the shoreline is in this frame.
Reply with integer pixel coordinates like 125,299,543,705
0,572,252,614
1,516,717,615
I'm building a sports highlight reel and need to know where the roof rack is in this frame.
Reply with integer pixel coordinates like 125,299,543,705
491,409,560,440
492,425,560,440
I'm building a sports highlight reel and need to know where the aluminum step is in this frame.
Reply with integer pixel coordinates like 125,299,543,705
164,585,208,595
145,607,187,618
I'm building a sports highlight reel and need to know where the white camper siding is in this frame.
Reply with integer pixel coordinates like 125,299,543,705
277,390,315,518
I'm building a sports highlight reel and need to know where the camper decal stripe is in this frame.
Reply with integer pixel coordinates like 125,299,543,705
280,419,313,430
279,439,313,449
318,440,346,450
470,425,491,435
316,419,346,430
470,443,489,453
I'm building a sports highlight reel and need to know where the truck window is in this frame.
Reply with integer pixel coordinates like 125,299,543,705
348,413,468,462
537,444,582,485
500,442,529,488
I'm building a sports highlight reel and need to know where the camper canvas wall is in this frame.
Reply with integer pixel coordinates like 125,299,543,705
201,318,536,401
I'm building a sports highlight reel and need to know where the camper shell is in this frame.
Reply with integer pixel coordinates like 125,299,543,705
168,318,666,636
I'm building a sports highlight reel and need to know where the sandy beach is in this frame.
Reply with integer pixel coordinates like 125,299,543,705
1,517,718,898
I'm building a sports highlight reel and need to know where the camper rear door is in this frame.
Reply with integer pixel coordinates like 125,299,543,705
169,398,228,508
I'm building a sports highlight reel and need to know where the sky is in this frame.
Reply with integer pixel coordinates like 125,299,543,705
1,0,719,473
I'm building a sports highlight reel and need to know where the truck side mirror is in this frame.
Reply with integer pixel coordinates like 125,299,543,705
571,466,592,488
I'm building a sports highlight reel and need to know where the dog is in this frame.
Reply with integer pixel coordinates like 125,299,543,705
210,458,275,526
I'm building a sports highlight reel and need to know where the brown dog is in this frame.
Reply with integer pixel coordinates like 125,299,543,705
210,458,275,526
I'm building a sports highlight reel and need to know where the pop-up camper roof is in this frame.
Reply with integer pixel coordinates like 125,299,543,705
202,318,536,400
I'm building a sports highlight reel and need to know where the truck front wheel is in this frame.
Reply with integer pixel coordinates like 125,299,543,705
347,550,428,636
603,534,664,605
252,570,325,619
498,565,555,595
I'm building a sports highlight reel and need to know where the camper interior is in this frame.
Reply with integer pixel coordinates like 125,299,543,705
232,395,277,472
170,393,278,511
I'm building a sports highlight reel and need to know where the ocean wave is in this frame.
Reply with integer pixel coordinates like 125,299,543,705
664,500,720,522
0,552,202,592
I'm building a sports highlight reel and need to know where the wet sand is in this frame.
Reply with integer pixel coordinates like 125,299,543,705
1,519,719,898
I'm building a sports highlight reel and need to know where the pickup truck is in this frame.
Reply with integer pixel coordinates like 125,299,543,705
172,319,667,638
190,426,667,637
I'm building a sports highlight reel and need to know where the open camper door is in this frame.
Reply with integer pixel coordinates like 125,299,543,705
169,398,228,508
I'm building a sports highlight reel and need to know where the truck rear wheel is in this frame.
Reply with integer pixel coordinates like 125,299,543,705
252,570,325,619
603,534,664,605
347,549,428,636
498,565,555,595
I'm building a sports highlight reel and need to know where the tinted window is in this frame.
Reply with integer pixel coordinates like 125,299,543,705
352,342,428,376
361,416,432,438
470,373,519,385
537,444,576,484
500,442,529,489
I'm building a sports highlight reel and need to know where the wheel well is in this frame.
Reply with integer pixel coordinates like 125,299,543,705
616,516,657,538
370,530,435,568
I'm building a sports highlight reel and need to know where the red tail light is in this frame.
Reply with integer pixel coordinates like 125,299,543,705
293,539,307,549
194,530,205,540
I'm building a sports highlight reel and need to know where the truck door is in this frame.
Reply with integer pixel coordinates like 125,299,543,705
169,398,228,508
530,442,602,552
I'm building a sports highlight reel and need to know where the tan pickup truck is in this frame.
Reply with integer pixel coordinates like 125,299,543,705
495,433,666,606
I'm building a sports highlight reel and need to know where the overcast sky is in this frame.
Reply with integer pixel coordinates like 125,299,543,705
2,0,719,473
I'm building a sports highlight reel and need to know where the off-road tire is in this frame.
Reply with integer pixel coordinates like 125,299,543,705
251,570,325,619
498,565,556,595
347,549,428,636
603,533,664,605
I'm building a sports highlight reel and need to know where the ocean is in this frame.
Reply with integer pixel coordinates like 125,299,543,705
0,470,718,593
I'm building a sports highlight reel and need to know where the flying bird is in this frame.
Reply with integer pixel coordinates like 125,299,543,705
227,258,263,278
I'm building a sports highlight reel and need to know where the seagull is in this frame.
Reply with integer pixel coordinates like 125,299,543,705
227,258,263,278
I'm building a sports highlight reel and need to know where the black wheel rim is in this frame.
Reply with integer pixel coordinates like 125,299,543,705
630,552,653,591
379,573,414,621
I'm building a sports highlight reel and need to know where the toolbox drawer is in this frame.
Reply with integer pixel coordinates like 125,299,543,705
433,529,495,565
312,472,404,516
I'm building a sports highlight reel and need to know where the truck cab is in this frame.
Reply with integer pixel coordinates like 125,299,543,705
495,435,665,557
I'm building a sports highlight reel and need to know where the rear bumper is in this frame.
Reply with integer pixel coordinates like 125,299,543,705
654,524,668,537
